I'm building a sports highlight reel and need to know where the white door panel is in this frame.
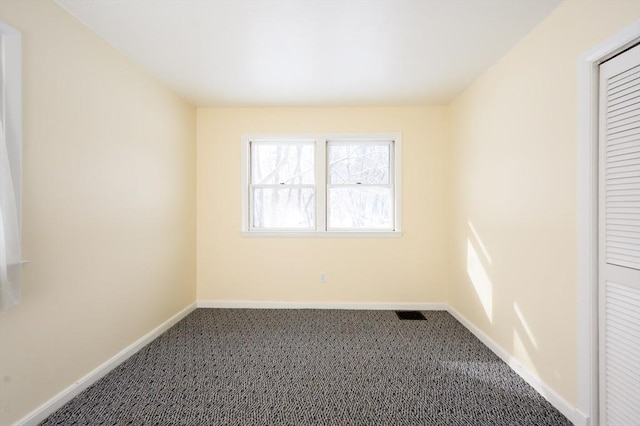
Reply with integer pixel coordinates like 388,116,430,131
599,43,640,426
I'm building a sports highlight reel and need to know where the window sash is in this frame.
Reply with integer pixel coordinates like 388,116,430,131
327,140,392,186
250,185,316,230
249,140,315,185
326,185,395,231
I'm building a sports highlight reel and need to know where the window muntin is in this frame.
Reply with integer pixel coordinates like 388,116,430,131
243,134,401,236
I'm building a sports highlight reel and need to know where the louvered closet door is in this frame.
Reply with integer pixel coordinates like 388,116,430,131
599,43,640,426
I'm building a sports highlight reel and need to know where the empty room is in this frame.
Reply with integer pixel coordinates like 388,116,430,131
1,0,639,425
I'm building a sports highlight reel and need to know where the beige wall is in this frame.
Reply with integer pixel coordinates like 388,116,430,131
0,1,197,425
449,0,640,407
197,107,450,305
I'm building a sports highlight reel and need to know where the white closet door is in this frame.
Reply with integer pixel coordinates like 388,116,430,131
599,43,640,426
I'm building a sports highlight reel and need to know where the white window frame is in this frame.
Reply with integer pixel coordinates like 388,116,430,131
0,21,24,313
248,138,317,232
241,133,403,238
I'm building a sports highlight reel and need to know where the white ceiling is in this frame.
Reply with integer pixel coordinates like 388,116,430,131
55,0,562,107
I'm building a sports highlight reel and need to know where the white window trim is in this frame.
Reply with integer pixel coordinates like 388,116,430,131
241,133,403,237
0,21,24,314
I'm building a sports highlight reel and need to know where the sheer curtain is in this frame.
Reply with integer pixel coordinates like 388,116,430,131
0,22,22,314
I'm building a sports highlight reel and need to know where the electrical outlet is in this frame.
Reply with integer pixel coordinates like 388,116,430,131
319,272,326,283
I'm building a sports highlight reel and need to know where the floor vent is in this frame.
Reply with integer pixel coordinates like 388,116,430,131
395,311,426,320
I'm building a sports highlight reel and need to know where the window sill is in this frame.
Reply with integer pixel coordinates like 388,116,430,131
241,231,403,238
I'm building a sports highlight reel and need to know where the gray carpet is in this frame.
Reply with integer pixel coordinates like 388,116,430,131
41,309,571,425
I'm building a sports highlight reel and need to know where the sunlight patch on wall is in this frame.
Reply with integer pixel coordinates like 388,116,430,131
466,239,493,322
468,220,492,265
513,302,539,350
513,328,539,377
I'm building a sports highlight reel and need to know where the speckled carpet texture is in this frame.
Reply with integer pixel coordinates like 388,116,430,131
41,309,571,425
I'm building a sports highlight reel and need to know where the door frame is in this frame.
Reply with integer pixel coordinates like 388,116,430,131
576,20,640,426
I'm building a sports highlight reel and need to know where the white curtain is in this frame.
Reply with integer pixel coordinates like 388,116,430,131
0,23,22,314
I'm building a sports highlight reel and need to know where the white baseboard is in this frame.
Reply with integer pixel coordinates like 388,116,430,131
15,303,197,426
446,306,588,426
197,300,447,311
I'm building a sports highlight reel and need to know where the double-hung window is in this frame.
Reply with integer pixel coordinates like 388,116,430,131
242,133,402,236
250,140,316,230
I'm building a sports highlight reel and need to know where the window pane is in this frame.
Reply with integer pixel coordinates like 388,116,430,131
328,143,390,184
252,187,314,229
328,187,392,229
251,143,314,184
